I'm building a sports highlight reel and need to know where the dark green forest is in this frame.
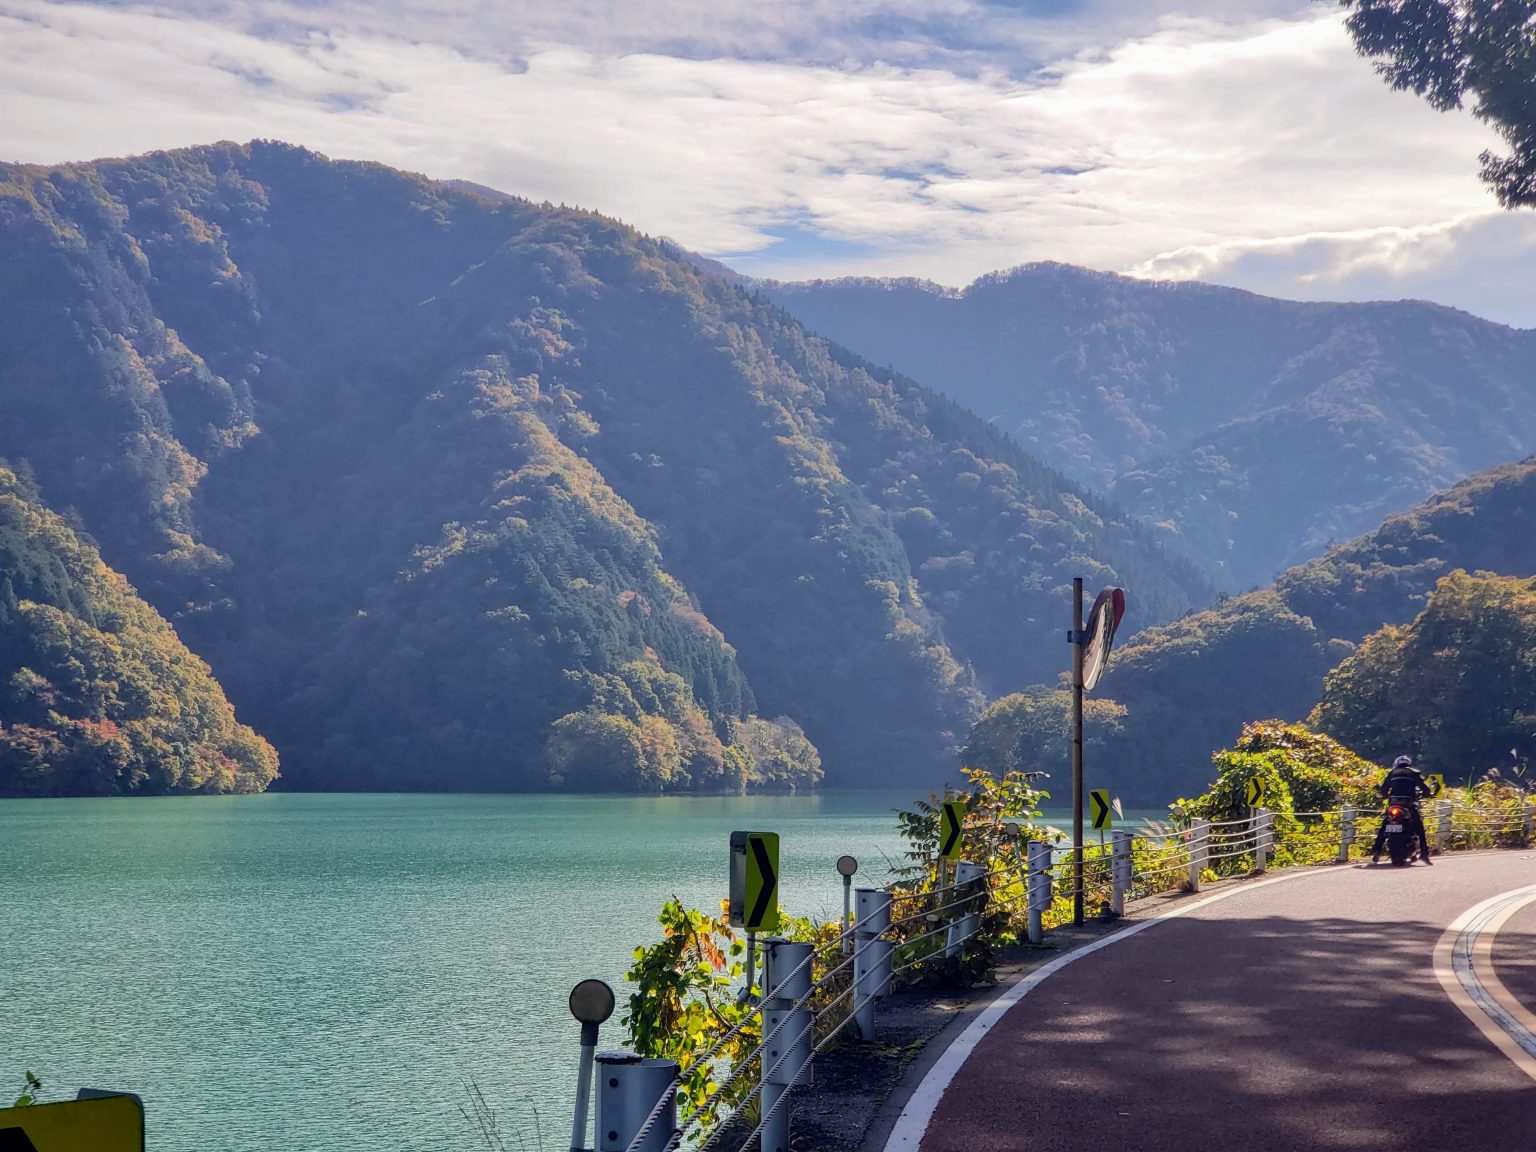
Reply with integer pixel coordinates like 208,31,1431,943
0,464,277,796
1311,569,1536,775
767,267,1536,590
0,142,1206,793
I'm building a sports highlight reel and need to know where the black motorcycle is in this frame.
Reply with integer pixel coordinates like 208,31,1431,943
1381,801,1420,866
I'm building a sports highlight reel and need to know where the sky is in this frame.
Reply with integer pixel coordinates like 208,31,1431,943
3,0,1533,326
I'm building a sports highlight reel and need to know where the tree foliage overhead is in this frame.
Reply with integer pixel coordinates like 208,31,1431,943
1311,569,1536,774
0,464,278,796
767,264,1536,591
1340,0,1536,207
0,142,1205,792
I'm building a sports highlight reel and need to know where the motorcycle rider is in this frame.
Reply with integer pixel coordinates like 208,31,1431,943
1371,754,1435,865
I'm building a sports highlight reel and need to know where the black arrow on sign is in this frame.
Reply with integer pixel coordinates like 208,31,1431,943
940,804,962,857
0,1128,40,1152
1091,792,1110,829
749,835,777,928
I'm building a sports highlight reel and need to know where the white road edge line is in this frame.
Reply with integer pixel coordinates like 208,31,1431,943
881,869,1311,1152
1434,883,1536,1084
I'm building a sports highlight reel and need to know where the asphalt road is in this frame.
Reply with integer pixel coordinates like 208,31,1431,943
916,853,1536,1152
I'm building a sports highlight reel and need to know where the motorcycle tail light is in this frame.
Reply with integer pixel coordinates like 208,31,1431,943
1389,806,1403,819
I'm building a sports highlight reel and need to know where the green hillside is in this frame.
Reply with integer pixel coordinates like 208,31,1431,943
767,267,1536,590
1087,458,1536,801
1311,569,1536,774
0,143,1206,791
0,464,277,796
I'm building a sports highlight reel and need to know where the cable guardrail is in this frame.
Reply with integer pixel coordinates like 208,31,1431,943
584,791,1536,1152
625,852,1030,1152
672,927,888,1151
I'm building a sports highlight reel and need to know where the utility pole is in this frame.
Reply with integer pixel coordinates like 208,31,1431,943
1071,576,1085,926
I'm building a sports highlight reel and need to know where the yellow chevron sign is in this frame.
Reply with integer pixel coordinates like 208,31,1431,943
1090,790,1113,830
729,831,780,933
0,1095,143,1152
940,801,965,860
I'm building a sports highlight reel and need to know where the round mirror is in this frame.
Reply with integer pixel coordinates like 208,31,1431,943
569,978,616,1025
836,854,858,877
1003,822,1020,838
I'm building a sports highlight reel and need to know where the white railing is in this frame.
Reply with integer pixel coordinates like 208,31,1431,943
594,793,1536,1152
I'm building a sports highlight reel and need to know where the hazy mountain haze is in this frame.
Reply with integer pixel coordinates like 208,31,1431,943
767,267,1536,589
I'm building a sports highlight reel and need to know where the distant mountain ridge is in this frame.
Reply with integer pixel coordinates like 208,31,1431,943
0,142,1207,792
766,265,1536,590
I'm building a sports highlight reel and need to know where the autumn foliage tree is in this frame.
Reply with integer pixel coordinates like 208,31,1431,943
1311,570,1536,775
0,465,278,796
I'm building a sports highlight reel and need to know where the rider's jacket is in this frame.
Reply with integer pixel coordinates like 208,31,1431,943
1379,765,1434,804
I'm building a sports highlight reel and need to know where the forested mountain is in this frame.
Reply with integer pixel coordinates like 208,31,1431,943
0,464,277,796
1087,458,1536,801
1311,570,1536,775
0,142,1206,792
767,267,1536,590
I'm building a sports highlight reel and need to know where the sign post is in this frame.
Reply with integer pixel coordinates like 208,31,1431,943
1071,578,1085,926
836,855,858,954
567,979,616,1152
1068,583,1125,926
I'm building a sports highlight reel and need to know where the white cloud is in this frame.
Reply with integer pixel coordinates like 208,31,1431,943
1133,213,1536,328
0,0,1530,326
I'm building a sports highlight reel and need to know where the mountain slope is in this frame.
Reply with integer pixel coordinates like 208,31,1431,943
0,143,1207,790
766,266,1536,590
1096,457,1536,802
0,464,278,796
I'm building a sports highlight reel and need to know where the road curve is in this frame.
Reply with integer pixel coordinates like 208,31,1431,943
904,853,1536,1152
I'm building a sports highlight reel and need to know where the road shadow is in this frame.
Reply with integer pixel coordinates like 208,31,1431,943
927,905,1536,1152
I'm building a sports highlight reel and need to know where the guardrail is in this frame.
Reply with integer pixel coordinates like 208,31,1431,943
571,793,1536,1152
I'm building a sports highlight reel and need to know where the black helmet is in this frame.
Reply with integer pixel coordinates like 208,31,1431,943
1393,755,1414,769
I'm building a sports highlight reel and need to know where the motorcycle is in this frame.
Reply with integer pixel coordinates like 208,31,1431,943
1381,801,1420,866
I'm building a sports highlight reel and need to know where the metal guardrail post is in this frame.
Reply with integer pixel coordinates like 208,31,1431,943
595,1053,677,1152
852,887,892,1041
1436,799,1453,853
1188,819,1208,892
945,861,984,957
760,937,813,1152
1255,808,1272,873
1339,805,1354,863
1110,831,1131,916
1026,840,1052,944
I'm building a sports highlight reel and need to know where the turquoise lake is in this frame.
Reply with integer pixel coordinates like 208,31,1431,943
0,792,1138,1150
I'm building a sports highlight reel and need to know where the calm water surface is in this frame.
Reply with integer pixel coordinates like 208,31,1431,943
0,792,1124,1150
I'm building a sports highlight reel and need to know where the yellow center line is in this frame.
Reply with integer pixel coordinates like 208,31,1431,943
1434,884,1536,1084
1471,896,1536,1040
